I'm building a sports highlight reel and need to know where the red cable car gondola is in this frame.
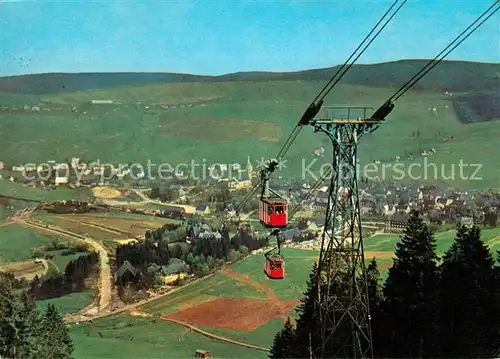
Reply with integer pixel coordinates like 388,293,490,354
264,252,285,279
258,160,287,279
258,159,288,229
264,229,285,279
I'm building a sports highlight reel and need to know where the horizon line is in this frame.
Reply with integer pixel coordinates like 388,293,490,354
1,58,498,79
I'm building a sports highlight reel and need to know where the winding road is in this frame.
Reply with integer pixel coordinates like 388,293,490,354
14,218,111,313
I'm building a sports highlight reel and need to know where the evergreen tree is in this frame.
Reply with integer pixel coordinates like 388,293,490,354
380,211,440,358
42,304,74,359
366,257,384,355
293,262,321,358
439,226,499,357
366,257,382,309
269,317,296,359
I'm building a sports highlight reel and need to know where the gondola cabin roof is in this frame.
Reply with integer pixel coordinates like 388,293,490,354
262,198,287,204
267,254,284,262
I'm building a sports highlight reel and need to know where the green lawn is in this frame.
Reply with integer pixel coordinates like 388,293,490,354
37,290,93,316
45,250,89,273
199,318,284,349
70,315,268,359
0,224,53,265
231,248,315,300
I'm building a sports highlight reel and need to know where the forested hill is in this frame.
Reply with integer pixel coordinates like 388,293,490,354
0,60,498,95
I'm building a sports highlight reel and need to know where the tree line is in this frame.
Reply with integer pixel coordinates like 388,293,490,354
270,212,500,358
115,220,270,287
0,273,73,358
29,252,99,300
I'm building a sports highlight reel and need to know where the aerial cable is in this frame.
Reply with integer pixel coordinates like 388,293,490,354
367,0,499,124
277,0,407,159
388,0,499,103
296,0,408,128
219,0,408,228
289,167,333,217
312,0,407,105
277,0,407,161
293,1,500,219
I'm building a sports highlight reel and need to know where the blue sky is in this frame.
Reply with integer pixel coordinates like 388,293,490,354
0,0,498,76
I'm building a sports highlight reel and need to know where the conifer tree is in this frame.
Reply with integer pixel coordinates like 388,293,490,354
381,211,440,358
366,257,384,355
269,317,296,359
439,226,498,357
42,304,74,359
366,257,382,308
292,262,321,358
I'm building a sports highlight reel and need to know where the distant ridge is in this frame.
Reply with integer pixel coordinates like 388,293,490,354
0,60,498,95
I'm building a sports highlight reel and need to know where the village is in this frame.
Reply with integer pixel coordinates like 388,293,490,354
2,153,498,238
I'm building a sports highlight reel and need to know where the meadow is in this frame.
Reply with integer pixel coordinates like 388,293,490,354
0,179,92,202
0,224,53,265
36,212,178,244
0,80,498,189
38,290,94,316
68,226,500,358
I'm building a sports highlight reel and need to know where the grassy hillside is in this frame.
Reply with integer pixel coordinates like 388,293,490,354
0,78,499,188
0,60,498,95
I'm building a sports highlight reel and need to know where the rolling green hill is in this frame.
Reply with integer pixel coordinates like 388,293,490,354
0,60,499,190
0,60,498,95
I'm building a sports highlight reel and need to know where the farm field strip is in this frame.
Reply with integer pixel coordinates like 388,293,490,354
49,213,167,238
0,260,47,281
53,215,133,238
35,216,111,240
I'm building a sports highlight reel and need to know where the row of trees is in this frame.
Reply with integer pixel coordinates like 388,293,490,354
270,213,500,358
30,252,99,300
0,274,73,358
116,221,270,288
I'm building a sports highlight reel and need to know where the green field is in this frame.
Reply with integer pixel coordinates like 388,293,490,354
366,227,500,256
0,179,92,202
69,315,267,359
45,250,90,273
70,227,500,357
1,79,499,189
0,224,53,265
37,290,93,316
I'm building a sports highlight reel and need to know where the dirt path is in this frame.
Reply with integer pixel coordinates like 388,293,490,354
15,218,111,313
162,317,270,352
0,222,13,228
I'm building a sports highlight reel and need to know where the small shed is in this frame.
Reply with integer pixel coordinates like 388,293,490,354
194,349,210,358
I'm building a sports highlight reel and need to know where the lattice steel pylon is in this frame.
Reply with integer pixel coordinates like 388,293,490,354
311,106,379,359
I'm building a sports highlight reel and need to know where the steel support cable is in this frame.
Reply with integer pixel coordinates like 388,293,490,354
219,0,407,228
389,0,499,102
313,0,408,105
277,0,407,160
294,2,500,221
289,166,334,217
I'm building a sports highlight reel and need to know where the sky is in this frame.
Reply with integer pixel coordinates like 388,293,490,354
0,0,499,76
